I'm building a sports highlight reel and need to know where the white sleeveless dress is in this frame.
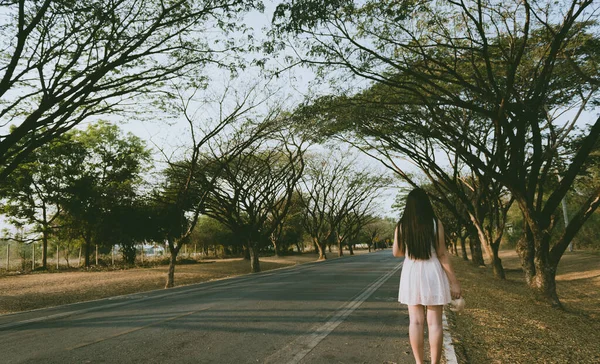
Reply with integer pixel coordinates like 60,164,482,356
398,221,451,306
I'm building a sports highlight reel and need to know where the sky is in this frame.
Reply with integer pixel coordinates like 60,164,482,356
0,1,402,236
4,1,599,235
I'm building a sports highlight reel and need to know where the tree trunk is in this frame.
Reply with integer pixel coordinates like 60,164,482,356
165,239,179,288
41,228,49,270
243,244,251,260
348,243,354,255
337,237,344,257
165,252,177,289
517,226,536,285
531,260,561,308
491,240,506,279
459,235,468,261
468,236,485,266
314,238,326,260
65,246,71,268
270,234,279,257
249,243,261,273
84,238,91,268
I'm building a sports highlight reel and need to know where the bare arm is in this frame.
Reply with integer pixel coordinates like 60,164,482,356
436,219,461,299
392,222,405,257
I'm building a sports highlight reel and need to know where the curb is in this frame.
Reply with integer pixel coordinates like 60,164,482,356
442,312,459,364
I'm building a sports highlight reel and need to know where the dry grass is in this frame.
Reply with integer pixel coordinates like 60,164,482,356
0,252,361,315
448,248,600,364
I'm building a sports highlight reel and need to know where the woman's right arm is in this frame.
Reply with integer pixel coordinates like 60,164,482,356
392,223,404,257
436,220,461,298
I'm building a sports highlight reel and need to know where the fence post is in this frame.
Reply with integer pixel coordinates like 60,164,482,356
95,244,98,265
141,243,144,264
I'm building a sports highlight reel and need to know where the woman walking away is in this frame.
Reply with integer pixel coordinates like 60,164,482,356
393,188,461,364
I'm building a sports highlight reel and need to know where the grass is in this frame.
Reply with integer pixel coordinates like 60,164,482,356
447,248,600,364
0,250,368,315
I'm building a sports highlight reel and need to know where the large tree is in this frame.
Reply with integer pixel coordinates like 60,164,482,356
0,132,85,269
273,0,600,306
0,0,262,182
61,121,151,268
151,82,276,287
201,130,306,272
298,152,385,259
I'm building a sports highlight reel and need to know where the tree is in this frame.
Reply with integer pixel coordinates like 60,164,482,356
273,0,600,306
268,191,306,256
329,170,387,256
153,83,277,288
0,0,262,183
191,216,238,256
0,132,85,269
201,129,306,272
62,122,151,268
363,217,395,252
298,152,384,259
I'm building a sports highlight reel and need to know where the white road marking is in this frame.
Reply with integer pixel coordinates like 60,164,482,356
264,262,403,364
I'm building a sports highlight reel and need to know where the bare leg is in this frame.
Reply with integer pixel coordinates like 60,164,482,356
407,305,425,364
427,305,444,364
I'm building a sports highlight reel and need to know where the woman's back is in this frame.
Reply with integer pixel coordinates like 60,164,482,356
399,219,451,306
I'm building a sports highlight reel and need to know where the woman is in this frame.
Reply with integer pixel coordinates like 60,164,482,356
393,188,461,364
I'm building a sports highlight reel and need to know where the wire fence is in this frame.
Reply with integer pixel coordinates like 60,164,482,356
0,241,222,272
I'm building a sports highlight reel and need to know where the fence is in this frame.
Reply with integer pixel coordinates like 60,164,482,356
0,241,212,272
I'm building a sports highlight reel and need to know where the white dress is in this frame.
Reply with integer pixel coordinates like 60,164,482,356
398,222,451,306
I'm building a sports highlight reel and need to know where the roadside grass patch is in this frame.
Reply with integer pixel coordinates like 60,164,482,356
447,249,600,364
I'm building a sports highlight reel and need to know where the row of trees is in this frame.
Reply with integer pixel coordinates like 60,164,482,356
0,117,393,286
2,0,598,310
271,0,600,307
0,0,396,288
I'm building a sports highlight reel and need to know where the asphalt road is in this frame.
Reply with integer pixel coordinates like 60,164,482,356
0,250,420,364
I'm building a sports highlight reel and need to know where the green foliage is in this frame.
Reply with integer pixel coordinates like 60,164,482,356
0,132,85,238
191,216,238,251
0,0,264,182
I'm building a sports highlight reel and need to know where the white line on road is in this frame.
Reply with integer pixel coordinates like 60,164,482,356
264,262,403,364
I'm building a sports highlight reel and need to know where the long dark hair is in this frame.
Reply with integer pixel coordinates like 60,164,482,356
398,187,437,260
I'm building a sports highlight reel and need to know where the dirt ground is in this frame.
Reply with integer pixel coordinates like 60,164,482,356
448,248,600,364
0,250,368,315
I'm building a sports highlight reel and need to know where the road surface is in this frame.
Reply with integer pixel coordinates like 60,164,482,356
0,250,430,363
